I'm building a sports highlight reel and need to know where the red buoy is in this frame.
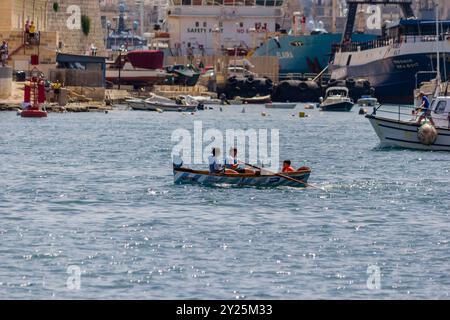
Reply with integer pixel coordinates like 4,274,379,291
20,107,48,118
21,64,48,118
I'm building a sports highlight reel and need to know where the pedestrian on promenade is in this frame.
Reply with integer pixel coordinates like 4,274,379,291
0,40,8,67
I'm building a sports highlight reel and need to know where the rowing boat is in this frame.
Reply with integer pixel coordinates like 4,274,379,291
173,167,311,188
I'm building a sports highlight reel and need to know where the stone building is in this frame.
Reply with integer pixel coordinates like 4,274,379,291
0,0,106,75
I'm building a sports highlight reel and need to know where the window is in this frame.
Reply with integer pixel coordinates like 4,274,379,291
195,22,199,27
434,100,447,114
203,22,207,28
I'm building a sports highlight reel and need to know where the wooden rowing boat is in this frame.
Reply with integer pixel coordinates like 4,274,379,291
173,167,311,188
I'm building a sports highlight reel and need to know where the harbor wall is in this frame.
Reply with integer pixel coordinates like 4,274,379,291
0,67,13,99
46,0,106,56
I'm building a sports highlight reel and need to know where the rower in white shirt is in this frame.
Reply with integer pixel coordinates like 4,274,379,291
208,148,224,173
224,147,256,174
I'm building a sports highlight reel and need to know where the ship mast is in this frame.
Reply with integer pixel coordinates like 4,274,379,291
434,0,441,98
140,0,144,36
435,1,440,83
332,0,337,33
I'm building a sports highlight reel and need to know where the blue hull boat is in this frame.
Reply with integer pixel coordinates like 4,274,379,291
173,167,311,188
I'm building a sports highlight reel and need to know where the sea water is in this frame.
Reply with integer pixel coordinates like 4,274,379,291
0,106,448,299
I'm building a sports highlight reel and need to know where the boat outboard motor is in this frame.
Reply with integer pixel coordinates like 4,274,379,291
173,155,184,169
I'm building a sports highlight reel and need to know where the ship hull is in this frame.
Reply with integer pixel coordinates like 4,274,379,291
332,53,450,104
253,33,377,76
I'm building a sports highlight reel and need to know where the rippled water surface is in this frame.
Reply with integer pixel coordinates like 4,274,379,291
0,106,449,299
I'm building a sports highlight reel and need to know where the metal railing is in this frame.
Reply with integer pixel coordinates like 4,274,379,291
371,103,450,128
334,34,450,53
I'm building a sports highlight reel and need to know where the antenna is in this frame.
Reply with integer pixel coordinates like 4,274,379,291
434,1,441,98
436,1,440,83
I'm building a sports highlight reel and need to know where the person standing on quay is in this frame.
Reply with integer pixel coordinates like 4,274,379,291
29,22,36,43
0,40,8,67
25,20,30,44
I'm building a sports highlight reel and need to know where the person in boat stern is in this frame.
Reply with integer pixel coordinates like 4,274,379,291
208,148,224,174
416,92,435,125
282,160,295,173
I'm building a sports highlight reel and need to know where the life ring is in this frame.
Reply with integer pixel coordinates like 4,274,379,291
417,122,437,145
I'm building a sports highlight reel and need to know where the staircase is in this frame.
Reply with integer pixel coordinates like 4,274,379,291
7,35,40,62
6,43,25,60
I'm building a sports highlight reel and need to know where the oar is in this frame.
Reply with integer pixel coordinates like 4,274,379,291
241,162,326,191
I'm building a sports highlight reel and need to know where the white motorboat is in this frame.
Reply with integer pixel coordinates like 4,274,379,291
143,100,197,112
319,87,354,112
366,95,450,151
357,96,379,107
366,4,450,151
125,98,146,110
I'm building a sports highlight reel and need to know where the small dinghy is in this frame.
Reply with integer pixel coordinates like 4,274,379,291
265,102,297,109
240,95,272,104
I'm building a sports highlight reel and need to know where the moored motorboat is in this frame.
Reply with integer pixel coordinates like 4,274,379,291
265,102,298,109
143,100,197,112
128,93,198,112
125,98,146,110
319,87,354,112
357,96,379,107
173,167,311,188
366,95,450,151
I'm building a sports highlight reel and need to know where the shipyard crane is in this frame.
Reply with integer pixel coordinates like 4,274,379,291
342,0,415,43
